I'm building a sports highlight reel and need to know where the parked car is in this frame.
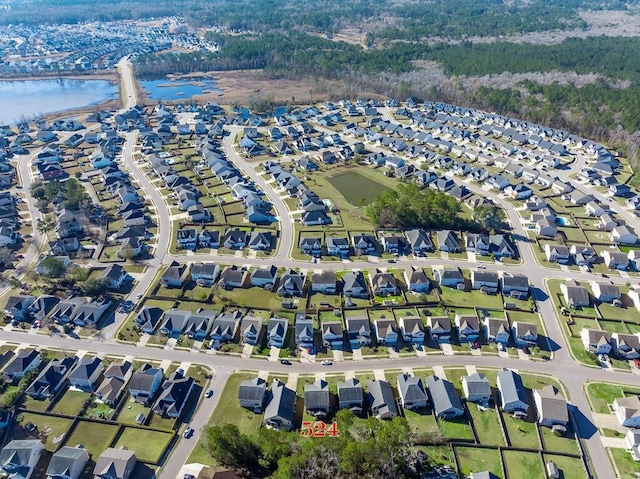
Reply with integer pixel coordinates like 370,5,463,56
183,427,194,439
280,359,292,365
205,389,213,398
321,360,333,366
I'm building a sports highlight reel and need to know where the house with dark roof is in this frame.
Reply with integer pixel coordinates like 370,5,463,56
326,235,350,257
28,294,59,322
26,356,77,399
465,233,490,255
346,316,371,347
191,262,220,287
368,380,398,419
560,280,590,308
0,439,44,479
497,369,529,418
397,373,428,410
485,317,510,346
462,373,491,404
152,371,195,418
398,316,425,344
223,229,247,250
534,385,569,433
352,234,377,255
294,313,314,348
266,317,288,348
93,447,137,479
277,270,305,297
342,271,368,298
304,380,331,419
161,261,190,288
134,307,163,335
238,377,267,413
46,446,89,479
311,271,337,294
455,315,480,343
218,265,247,290
240,315,263,346
580,328,612,355
436,230,461,252
128,363,163,404
427,375,464,419
405,229,433,255
4,295,35,322
250,265,278,288
210,310,242,344
513,322,538,348
471,270,500,294
3,350,41,383
263,380,296,431
68,356,103,391
322,322,343,348
380,235,408,255
427,316,452,343
338,378,364,413
501,273,529,299
369,272,398,296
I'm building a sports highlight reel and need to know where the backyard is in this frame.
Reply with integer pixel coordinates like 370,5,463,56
455,446,503,478
503,450,544,478
113,427,174,463
64,421,119,457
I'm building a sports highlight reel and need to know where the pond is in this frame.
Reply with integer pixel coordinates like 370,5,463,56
327,172,391,205
139,78,221,101
0,78,118,124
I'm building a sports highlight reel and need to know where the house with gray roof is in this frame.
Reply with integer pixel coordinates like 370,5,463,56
96,376,126,407
28,294,59,322
294,313,314,348
404,267,430,293
368,380,398,419
159,309,191,336
497,369,529,418
3,350,41,383
93,447,137,479
0,439,44,479
397,373,428,410
264,380,296,431
238,377,267,412
98,263,129,290
322,321,343,348
427,316,452,343
161,261,190,288
240,315,263,346
534,385,569,433
4,295,35,322
250,265,278,288
580,328,612,355
277,270,306,297
471,270,499,294
46,446,89,479
26,356,77,399
68,356,103,391
266,316,288,348
398,316,425,344
191,262,220,286
406,229,434,256
346,316,371,347
560,280,590,308
590,282,621,303
501,273,529,299
342,271,368,298
485,317,510,346
134,306,163,334
462,373,491,404
210,310,242,343
304,380,331,419
436,230,461,252
337,378,364,413
218,265,247,290
128,363,163,404
434,266,464,289
152,371,195,418
513,322,538,348
455,314,480,343
612,332,640,360
427,375,464,419
374,318,398,346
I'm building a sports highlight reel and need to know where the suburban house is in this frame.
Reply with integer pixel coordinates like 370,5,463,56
612,333,640,359
613,396,640,428
611,225,638,245
501,273,530,299
177,229,198,250
240,315,263,346
326,236,350,257
544,244,570,264
238,377,267,413
380,235,408,255
398,316,425,344
294,314,314,348
311,271,337,294
0,439,44,479
455,314,480,343
299,237,322,257
159,309,192,336
406,228,434,255
397,373,428,410
497,369,529,418
304,380,331,419
471,270,500,294
26,356,77,399
250,265,278,288
68,356,104,391
266,317,288,348
263,379,296,431
367,380,398,419
427,316,452,343
580,329,612,355
337,378,364,414
404,267,430,293
436,230,461,252
427,375,464,419
322,321,344,348
93,447,137,479
4,295,35,322
342,271,368,298
465,233,491,255
352,234,377,255
3,350,41,382
46,446,89,479
135,307,163,334
602,250,630,270
189,262,220,287
462,373,492,404
346,316,372,347
512,322,538,348
626,430,640,461
374,318,398,346
161,261,190,288
128,363,164,404
277,270,306,297
369,272,399,296
152,371,196,418
590,282,621,304
434,266,464,289
223,229,247,249
485,317,511,346
98,263,130,290
210,310,243,344
560,280,591,308
218,265,247,290
534,385,569,433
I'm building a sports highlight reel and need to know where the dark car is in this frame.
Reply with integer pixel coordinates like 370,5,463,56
280,359,292,365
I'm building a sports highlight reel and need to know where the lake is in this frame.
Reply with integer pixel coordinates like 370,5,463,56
139,78,222,101
328,172,391,205
0,78,118,124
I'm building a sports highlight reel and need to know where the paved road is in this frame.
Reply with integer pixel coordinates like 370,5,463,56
13,65,633,478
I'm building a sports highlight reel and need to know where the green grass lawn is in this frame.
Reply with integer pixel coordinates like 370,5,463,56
519,373,563,395
437,415,474,441
609,447,640,479
16,412,74,451
598,302,640,323
215,286,286,311
502,414,539,449
114,428,173,464
455,446,503,478
404,408,440,441
22,396,51,413
503,450,543,479
440,288,504,309
64,421,119,457
540,426,578,455
354,372,376,388
85,400,116,420
585,382,640,414
467,404,504,446
208,372,264,436
51,390,91,416
118,397,152,425
543,454,586,479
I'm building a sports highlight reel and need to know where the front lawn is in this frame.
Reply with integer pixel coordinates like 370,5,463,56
114,427,173,464
64,421,119,457
585,382,640,414
609,447,640,479
208,372,264,436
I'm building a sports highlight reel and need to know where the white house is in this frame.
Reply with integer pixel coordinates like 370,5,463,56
613,396,640,428
580,328,612,355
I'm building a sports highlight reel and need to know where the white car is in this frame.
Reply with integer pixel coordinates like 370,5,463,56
320,360,333,366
